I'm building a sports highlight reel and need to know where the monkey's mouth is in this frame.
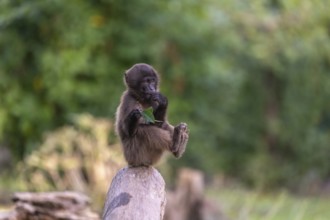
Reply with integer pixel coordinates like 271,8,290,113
144,93,152,100
142,92,158,105
144,92,155,100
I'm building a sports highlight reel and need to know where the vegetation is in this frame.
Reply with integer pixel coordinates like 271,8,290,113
208,187,330,220
1,0,330,192
1,114,124,212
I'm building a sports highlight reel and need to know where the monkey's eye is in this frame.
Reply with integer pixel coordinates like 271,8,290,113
148,78,155,83
145,77,155,83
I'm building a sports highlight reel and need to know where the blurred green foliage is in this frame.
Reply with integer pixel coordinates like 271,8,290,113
1,0,330,189
208,187,330,220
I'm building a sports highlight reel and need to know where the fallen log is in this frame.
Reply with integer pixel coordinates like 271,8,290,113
0,191,99,220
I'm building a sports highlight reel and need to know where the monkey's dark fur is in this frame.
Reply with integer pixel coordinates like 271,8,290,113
115,63,189,167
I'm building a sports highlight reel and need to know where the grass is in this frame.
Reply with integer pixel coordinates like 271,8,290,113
207,187,330,220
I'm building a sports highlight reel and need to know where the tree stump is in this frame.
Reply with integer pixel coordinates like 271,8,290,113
102,166,166,220
164,168,225,220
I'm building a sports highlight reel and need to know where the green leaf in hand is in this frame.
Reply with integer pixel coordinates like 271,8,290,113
141,107,163,124
142,107,156,124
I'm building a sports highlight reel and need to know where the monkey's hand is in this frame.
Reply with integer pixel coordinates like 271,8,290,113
150,92,167,109
130,108,142,119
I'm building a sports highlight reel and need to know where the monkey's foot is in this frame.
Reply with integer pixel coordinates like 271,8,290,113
171,123,189,158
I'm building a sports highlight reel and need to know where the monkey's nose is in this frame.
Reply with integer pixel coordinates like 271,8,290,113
148,85,156,92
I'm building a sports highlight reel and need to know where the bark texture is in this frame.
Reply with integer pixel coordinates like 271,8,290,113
102,166,166,220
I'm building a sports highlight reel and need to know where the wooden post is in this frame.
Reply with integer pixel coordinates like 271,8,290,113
102,166,166,220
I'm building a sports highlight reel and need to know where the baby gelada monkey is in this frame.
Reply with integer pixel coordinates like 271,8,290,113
115,63,189,167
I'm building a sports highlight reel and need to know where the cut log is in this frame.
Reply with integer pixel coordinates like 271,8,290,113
102,166,166,220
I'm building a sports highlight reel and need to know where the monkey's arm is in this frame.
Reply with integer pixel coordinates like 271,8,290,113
124,109,142,137
118,93,144,137
151,92,168,125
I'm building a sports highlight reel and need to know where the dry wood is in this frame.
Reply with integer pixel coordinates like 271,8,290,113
0,191,99,220
102,166,166,220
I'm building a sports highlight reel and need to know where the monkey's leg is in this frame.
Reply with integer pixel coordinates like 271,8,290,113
171,123,189,158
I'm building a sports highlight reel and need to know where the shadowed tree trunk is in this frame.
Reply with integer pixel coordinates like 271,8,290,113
164,168,225,220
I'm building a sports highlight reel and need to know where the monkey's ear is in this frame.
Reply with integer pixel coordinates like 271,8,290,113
124,72,128,84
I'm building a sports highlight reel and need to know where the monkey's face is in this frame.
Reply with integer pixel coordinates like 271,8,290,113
125,63,159,102
139,76,157,100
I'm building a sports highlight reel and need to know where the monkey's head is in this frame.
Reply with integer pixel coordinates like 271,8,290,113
124,63,159,102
